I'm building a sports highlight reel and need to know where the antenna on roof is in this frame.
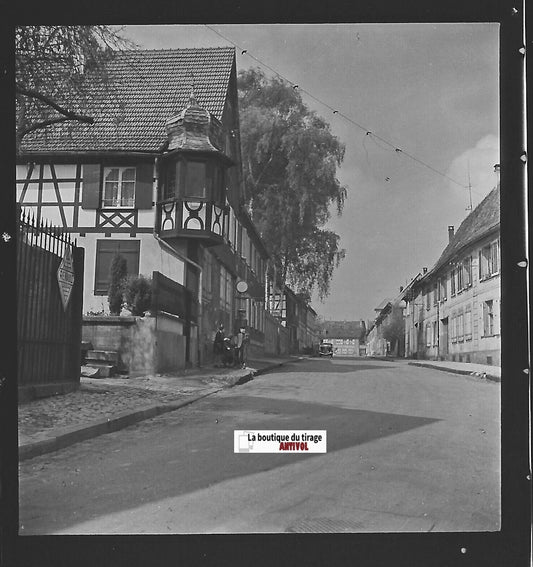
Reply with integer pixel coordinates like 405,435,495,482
466,160,473,211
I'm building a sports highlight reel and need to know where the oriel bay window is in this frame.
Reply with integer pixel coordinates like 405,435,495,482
157,152,230,243
159,156,225,203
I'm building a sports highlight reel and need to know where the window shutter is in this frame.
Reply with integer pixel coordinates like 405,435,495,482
135,162,154,209
81,164,101,209
494,299,501,335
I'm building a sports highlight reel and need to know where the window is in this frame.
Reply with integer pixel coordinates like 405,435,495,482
457,312,464,342
457,261,464,290
438,277,446,302
433,282,438,306
202,250,213,297
102,167,136,208
219,265,233,314
425,323,431,347
94,239,140,295
229,208,236,249
465,307,472,340
161,160,180,200
450,268,456,296
184,161,207,198
451,313,457,343
426,288,431,310
432,321,438,346
211,164,225,203
489,241,500,275
463,256,472,288
479,239,500,280
483,300,495,336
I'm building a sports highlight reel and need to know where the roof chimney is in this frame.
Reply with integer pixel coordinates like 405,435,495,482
423,267,428,274
399,286,404,293
494,163,500,184
448,225,455,242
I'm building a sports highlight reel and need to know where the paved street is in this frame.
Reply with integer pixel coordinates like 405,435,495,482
19,357,500,535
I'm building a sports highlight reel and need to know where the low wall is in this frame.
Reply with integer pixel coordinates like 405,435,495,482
82,313,188,376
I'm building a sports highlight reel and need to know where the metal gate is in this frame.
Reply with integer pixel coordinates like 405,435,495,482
17,209,84,400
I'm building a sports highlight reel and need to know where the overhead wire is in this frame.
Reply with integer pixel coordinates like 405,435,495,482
204,24,487,199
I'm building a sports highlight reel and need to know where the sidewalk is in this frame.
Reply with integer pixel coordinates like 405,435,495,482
19,356,301,461
407,359,501,382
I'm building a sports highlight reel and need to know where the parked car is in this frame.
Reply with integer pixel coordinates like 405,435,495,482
318,342,334,357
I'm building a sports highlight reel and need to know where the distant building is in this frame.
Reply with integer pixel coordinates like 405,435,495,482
401,185,500,365
366,298,406,357
318,320,366,356
266,286,318,354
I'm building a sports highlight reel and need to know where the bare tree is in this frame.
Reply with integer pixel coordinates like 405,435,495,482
15,26,135,152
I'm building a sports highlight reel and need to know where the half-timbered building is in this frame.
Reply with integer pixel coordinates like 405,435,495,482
17,47,273,369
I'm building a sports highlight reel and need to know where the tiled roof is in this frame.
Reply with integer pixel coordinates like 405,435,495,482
20,47,235,154
433,184,500,271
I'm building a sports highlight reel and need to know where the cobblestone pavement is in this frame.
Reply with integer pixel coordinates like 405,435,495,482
18,357,293,444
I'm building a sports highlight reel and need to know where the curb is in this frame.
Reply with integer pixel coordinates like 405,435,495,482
19,390,220,462
19,358,299,461
407,361,500,382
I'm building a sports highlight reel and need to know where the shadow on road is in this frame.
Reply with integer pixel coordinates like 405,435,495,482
265,360,394,374
19,393,440,534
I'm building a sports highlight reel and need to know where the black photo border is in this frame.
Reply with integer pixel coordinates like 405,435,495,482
1,1,530,566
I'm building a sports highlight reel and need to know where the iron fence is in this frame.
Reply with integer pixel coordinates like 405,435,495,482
17,209,84,394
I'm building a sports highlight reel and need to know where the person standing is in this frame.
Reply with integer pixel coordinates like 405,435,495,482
235,327,247,368
213,324,225,367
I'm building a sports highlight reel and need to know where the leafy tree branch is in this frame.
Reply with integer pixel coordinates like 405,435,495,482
238,68,349,300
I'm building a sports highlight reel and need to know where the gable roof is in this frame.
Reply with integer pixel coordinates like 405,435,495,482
20,47,236,154
432,184,500,272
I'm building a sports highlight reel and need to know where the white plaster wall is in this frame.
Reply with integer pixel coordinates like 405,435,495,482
78,234,186,314
138,238,185,285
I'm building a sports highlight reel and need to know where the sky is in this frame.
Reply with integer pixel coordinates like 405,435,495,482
122,24,500,323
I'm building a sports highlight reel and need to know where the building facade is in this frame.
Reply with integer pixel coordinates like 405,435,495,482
402,186,500,365
16,47,283,368
266,286,319,354
318,320,366,357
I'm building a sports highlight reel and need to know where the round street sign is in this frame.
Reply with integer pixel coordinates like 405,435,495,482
236,280,248,294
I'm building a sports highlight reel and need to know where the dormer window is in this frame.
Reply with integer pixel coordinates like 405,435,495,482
102,167,136,208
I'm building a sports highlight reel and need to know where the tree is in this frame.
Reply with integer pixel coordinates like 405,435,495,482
108,254,128,315
15,26,134,152
237,68,347,300
381,310,405,356
123,275,152,316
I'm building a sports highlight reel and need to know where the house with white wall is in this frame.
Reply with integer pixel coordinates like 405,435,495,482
402,185,500,365
16,47,280,370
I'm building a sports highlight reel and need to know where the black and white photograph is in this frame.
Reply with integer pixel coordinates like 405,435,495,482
3,10,530,567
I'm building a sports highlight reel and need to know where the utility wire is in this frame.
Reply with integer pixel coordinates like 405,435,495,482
205,24,486,197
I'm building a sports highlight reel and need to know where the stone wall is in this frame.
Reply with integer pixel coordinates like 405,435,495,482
82,313,188,376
